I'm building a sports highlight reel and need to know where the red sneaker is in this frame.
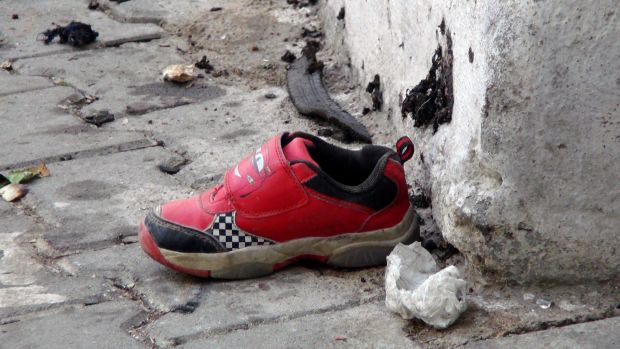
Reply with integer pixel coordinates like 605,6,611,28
139,132,418,279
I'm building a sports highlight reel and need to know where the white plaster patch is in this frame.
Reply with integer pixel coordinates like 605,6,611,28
270,8,311,25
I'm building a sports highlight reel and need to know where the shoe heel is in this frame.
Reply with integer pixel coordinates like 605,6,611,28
327,211,420,268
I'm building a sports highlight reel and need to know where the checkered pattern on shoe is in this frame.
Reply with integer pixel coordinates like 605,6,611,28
208,213,275,251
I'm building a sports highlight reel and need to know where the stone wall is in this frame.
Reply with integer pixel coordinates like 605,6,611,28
320,0,620,283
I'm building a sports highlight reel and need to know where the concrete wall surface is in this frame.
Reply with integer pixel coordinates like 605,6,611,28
320,0,620,283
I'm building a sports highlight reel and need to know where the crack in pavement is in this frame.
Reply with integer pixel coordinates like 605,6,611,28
6,33,163,61
0,138,160,171
167,293,385,346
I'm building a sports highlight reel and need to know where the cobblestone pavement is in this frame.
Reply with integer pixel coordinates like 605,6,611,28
1,1,618,348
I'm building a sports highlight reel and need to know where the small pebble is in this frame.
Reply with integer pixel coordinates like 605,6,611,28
536,298,553,309
265,93,277,99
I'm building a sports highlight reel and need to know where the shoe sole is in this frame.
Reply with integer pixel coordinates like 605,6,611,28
139,207,419,279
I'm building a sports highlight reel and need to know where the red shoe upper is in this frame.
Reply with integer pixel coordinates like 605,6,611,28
159,132,411,243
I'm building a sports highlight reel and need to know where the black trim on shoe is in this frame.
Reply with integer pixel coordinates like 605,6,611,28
282,132,399,186
145,211,226,254
300,154,398,211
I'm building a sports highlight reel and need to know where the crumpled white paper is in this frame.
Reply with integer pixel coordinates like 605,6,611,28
385,242,467,329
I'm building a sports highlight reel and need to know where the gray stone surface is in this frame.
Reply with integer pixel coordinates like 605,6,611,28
64,243,203,313
0,86,151,170
321,0,620,283
13,41,225,117
0,204,109,319
22,147,191,251
462,316,620,349
0,301,146,349
145,266,386,346
181,302,417,349
0,71,52,97
106,86,317,188
0,0,163,60
99,0,229,26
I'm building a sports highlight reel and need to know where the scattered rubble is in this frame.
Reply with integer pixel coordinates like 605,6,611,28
366,74,383,111
281,50,296,63
302,27,323,38
82,110,115,126
162,64,197,83
1,59,13,71
88,0,100,10
195,56,214,72
337,7,345,21
287,0,318,8
401,41,453,133
385,242,467,329
41,22,99,47
536,299,553,309
287,41,371,143
410,194,430,209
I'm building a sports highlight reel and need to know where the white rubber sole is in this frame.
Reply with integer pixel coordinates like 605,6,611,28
153,207,419,279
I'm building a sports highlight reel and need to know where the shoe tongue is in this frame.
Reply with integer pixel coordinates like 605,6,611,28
283,138,319,168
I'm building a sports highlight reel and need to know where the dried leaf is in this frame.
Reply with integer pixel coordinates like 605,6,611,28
6,162,50,184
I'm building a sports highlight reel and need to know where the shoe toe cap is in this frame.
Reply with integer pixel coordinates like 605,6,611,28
144,210,224,254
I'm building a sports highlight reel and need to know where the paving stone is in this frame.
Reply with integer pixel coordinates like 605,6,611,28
100,0,229,26
462,316,620,349
21,147,192,251
0,0,163,60
0,71,52,97
64,243,203,313
181,302,417,349
145,266,386,346
403,282,620,348
0,204,109,320
0,86,152,170
0,300,146,349
0,201,36,235
14,41,226,117
106,86,318,188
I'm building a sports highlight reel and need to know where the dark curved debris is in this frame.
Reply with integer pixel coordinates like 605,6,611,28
337,7,345,20
287,42,372,143
401,34,453,133
366,74,383,111
41,22,98,47
82,110,114,126
281,50,296,63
